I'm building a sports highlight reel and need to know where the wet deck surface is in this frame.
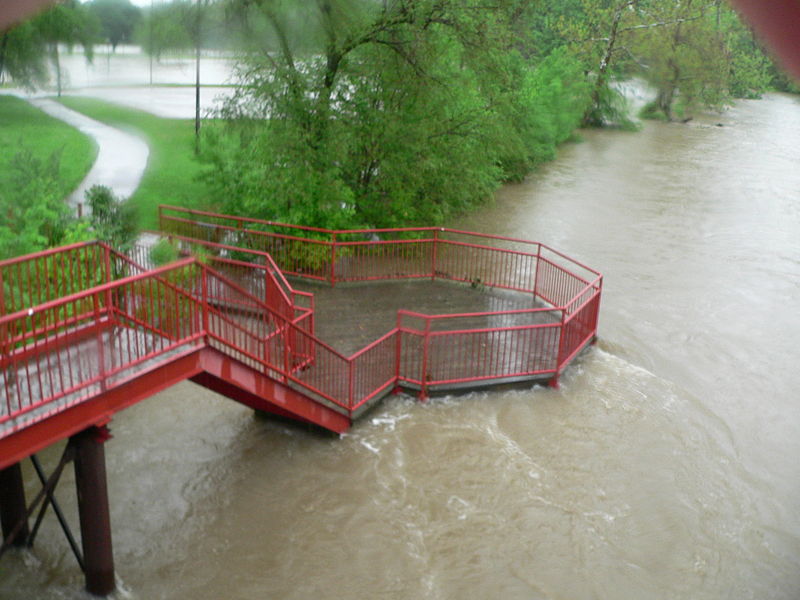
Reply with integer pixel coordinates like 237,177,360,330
293,278,560,356
2,279,563,436
1,326,187,436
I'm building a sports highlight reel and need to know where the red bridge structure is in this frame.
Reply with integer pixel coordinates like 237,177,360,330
0,206,602,596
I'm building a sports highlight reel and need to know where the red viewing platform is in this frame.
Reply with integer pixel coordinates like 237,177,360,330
1,206,603,471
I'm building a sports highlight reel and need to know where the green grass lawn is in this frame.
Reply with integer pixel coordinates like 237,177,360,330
57,96,213,230
0,95,96,201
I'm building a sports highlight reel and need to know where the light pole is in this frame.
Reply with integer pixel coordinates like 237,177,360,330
148,0,153,85
194,0,201,154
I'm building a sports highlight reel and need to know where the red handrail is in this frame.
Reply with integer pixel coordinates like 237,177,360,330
158,205,602,385
3,208,602,440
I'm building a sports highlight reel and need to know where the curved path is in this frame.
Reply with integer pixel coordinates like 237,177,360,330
26,97,149,214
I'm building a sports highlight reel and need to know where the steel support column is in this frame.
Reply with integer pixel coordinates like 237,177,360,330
0,462,29,547
72,427,115,596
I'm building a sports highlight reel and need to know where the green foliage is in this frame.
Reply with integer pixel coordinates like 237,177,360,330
0,95,96,200
149,238,179,266
718,7,771,99
133,2,193,59
632,2,729,120
0,97,98,260
769,66,800,94
0,148,73,259
554,0,778,124
31,0,100,95
510,48,592,173
133,0,229,58
87,0,142,50
202,1,592,230
0,0,99,93
638,100,669,122
85,185,138,252
583,80,638,129
0,23,49,89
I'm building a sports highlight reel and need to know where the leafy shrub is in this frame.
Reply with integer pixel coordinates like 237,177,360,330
149,238,179,266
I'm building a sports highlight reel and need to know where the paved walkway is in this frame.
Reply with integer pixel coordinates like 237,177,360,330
26,97,149,214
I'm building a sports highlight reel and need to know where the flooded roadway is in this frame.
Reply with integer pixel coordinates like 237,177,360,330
2,93,799,599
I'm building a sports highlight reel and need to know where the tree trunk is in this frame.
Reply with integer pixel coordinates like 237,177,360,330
51,43,62,97
658,4,689,121
583,1,633,126
0,33,8,84
656,85,675,120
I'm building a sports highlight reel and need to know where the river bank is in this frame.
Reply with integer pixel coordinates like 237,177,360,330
1,92,798,599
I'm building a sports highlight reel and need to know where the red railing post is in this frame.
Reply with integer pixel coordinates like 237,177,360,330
0,267,5,317
330,233,337,287
394,312,404,393
94,292,107,392
431,229,439,280
592,278,603,343
348,360,355,412
201,266,209,342
0,268,6,379
279,290,291,382
533,243,542,300
102,245,114,326
551,307,567,388
420,317,431,402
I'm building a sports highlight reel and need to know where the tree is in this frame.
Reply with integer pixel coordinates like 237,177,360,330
0,157,137,261
0,148,74,259
1,1,99,92
133,1,193,61
632,0,729,120
202,0,590,229
87,0,141,51
553,0,776,125
0,1,99,95
83,185,138,252
570,0,644,127
133,1,224,148
0,21,49,89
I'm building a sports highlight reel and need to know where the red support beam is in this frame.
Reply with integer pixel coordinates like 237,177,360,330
0,462,29,548
194,349,352,434
72,426,115,596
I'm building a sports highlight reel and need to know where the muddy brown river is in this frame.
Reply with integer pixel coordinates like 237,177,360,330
2,93,799,599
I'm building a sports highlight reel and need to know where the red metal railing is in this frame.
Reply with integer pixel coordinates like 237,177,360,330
157,205,600,294
158,204,602,386
0,246,331,436
0,244,395,433
396,308,563,397
1,209,602,440
133,232,314,329
1,253,206,437
0,241,110,317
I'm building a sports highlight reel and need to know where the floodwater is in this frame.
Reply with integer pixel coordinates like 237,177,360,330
8,46,236,118
2,94,800,598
